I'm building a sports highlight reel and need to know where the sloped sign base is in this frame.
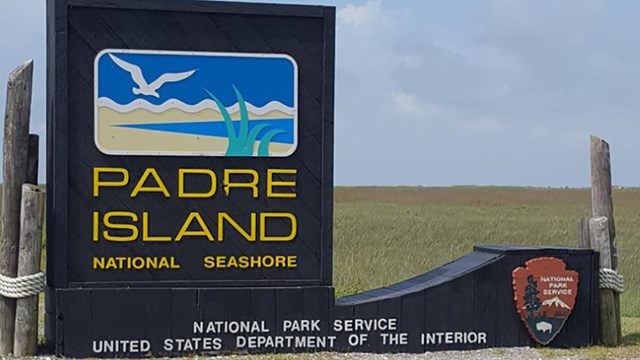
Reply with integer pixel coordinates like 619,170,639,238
49,246,598,357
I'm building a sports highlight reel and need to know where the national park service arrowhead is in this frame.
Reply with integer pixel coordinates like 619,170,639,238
512,257,579,345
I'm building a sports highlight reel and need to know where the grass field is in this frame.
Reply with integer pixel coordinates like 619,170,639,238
334,187,640,317
3,186,640,358
333,186,640,358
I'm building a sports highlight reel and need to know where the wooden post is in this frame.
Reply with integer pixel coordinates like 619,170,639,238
13,184,45,356
577,217,590,248
26,134,39,185
0,60,33,354
589,216,618,346
590,135,622,341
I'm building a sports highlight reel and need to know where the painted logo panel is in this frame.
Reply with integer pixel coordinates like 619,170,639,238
94,49,298,156
512,257,579,345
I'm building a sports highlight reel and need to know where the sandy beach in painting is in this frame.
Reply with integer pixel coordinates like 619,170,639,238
96,100,294,155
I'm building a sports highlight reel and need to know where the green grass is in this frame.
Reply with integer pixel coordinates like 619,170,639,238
537,317,640,359
4,186,640,357
333,187,640,318
332,186,640,358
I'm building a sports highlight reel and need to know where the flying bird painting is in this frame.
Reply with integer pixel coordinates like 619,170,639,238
95,49,297,157
108,53,196,98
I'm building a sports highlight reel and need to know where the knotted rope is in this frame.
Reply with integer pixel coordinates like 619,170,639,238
599,268,624,294
0,272,45,298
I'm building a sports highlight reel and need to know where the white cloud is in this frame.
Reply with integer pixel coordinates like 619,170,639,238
390,89,504,133
457,117,504,132
337,0,382,28
396,54,423,69
390,90,427,119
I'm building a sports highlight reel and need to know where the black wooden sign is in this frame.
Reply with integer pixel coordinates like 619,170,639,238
47,0,334,354
46,0,598,357
47,0,334,289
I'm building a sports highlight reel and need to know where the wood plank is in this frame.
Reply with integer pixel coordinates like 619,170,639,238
0,59,33,355
562,253,593,347
26,135,39,185
590,135,621,343
223,289,252,351
321,7,336,285
14,185,46,356
60,290,92,357
143,289,172,352
275,288,304,353
591,252,600,344
400,291,425,352
473,260,499,348
68,0,327,18
172,12,238,51
576,217,590,248
589,217,618,346
250,288,277,354
170,289,199,355
47,0,70,289
423,283,451,351
351,301,378,352
376,297,402,352
44,286,56,351
303,286,332,337
590,136,617,267
448,274,477,350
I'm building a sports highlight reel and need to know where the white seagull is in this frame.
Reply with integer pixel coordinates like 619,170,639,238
108,53,196,98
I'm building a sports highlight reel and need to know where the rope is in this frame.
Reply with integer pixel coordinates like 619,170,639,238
599,268,624,293
0,272,45,298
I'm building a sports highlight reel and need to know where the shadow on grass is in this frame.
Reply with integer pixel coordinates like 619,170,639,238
622,332,640,346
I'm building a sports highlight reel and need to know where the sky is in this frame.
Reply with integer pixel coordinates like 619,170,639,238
1,0,639,187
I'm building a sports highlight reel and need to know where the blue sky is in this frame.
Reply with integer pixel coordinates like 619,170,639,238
1,0,639,186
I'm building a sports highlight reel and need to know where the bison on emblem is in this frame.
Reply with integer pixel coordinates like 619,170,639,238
536,321,552,334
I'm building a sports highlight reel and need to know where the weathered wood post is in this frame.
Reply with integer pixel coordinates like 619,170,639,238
590,135,622,342
589,217,618,346
26,134,39,185
13,184,45,356
576,217,590,248
0,60,33,354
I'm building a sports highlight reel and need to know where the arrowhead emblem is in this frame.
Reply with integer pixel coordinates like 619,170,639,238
512,257,579,345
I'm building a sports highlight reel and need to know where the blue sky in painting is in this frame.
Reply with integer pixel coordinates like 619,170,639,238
97,51,295,107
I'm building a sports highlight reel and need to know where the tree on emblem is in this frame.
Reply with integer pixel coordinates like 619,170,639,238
524,275,542,314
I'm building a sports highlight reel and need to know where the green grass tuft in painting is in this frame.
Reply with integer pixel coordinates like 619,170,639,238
204,85,282,156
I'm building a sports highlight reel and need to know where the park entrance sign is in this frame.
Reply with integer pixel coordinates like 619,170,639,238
47,0,598,357
47,0,333,355
48,0,332,288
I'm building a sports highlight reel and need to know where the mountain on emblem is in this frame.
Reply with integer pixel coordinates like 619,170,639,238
542,296,570,309
512,257,579,345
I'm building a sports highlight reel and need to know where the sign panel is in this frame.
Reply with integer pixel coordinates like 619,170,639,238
48,246,597,357
95,50,298,157
47,0,334,289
